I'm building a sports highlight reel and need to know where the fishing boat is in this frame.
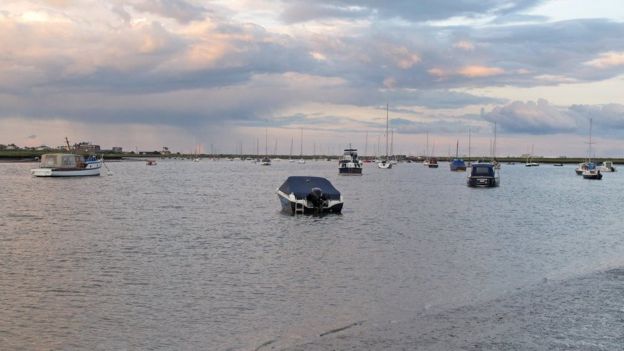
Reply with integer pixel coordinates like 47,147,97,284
467,162,499,187
378,104,393,169
339,147,363,175
582,119,602,180
31,153,102,177
276,176,343,215
600,161,616,172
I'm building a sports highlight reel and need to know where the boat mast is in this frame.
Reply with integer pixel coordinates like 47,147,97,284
385,103,389,160
364,131,368,158
426,131,429,159
588,118,593,162
456,140,459,158
300,128,303,157
468,128,471,163
265,129,268,157
493,121,497,161
290,137,293,159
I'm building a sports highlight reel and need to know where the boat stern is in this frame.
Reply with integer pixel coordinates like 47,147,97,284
30,168,53,177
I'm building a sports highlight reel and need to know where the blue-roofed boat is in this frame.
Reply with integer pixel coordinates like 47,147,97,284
582,162,602,180
277,176,343,215
449,140,466,171
467,162,499,187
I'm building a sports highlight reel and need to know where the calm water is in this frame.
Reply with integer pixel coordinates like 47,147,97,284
2,160,624,350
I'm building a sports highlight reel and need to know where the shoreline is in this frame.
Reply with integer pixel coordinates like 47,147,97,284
277,266,624,350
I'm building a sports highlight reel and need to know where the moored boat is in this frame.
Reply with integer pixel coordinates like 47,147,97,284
575,162,588,175
276,176,343,215
600,161,616,172
31,153,102,177
467,162,499,187
450,158,466,171
426,157,439,168
339,148,363,175
582,163,602,179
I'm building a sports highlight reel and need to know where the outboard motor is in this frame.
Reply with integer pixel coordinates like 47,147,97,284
306,187,327,213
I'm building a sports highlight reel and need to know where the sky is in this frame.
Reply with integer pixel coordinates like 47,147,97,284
1,0,624,156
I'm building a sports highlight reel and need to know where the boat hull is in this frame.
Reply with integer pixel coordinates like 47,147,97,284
467,176,499,187
31,167,101,177
277,192,343,215
339,167,362,175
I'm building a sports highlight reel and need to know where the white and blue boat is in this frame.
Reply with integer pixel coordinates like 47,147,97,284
277,176,343,215
31,153,102,177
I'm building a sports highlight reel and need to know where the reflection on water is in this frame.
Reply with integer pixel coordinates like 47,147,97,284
1,161,624,350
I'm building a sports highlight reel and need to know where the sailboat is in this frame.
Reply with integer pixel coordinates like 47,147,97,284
492,122,500,169
289,136,295,163
261,129,271,166
193,143,201,162
450,140,466,171
378,104,392,169
423,132,438,168
298,128,306,164
525,145,539,167
582,118,602,180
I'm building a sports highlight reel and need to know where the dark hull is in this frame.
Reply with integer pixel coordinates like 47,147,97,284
428,164,439,168
450,165,466,171
278,195,343,215
467,176,499,187
339,167,362,175
583,174,602,180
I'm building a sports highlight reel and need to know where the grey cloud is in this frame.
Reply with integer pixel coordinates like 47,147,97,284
281,0,544,23
484,99,577,134
130,0,208,23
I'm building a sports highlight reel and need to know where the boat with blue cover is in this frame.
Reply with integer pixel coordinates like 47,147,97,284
277,176,343,215
449,140,466,171
467,162,499,187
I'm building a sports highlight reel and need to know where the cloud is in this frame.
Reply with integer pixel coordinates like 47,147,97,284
484,99,577,134
280,0,543,23
584,51,624,69
130,0,208,23
457,65,505,78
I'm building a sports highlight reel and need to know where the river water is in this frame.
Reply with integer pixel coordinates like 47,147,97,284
1,160,623,350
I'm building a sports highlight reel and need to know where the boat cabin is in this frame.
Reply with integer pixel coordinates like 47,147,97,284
39,153,86,169
467,163,499,187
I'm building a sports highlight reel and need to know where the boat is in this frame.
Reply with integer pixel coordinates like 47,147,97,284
450,140,466,171
146,159,157,166
31,153,102,177
427,157,439,168
378,104,393,169
582,119,602,180
575,162,588,175
276,176,343,215
600,161,616,172
261,129,271,166
467,162,499,187
525,145,539,166
553,163,564,166
582,162,602,179
339,147,363,175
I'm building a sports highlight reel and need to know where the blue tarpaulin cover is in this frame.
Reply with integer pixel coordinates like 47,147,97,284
278,176,341,200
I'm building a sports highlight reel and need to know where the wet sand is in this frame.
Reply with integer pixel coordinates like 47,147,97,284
276,268,624,350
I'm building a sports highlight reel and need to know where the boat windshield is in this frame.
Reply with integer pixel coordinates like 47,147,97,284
472,165,494,177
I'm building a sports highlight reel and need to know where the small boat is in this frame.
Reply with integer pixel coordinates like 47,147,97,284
378,104,393,170
525,145,539,166
581,119,601,180
582,163,602,179
426,157,439,168
467,162,499,187
146,159,157,166
575,162,588,175
553,163,564,166
339,147,363,175
276,176,343,215
450,158,466,171
600,161,616,172
450,140,466,171
260,157,271,166
31,153,102,177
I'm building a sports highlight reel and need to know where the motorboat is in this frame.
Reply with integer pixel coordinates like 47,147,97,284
467,162,499,187
600,161,616,172
260,157,271,166
575,162,588,175
426,157,439,168
339,148,363,175
582,163,602,180
377,160,392,169
277,176,343,215
31,153,102,177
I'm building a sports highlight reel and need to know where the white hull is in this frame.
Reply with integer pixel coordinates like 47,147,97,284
31,166,101,177
378,162,392,169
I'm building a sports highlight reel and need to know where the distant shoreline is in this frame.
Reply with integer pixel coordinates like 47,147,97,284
0,151,620,165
